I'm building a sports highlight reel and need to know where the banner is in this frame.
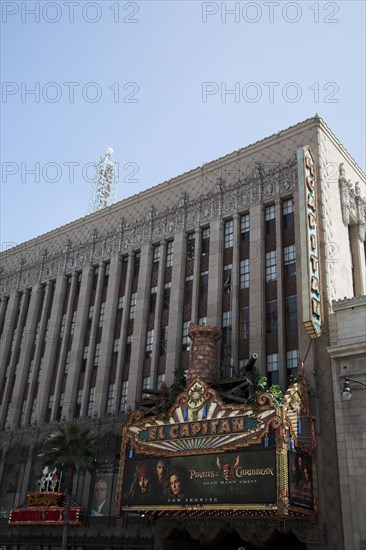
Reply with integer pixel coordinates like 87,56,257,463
121,450,276,508
288,451,313,510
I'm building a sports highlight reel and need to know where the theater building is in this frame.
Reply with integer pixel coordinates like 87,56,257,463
0,115,365,549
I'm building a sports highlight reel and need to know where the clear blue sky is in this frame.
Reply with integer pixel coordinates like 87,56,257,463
1,0,365,249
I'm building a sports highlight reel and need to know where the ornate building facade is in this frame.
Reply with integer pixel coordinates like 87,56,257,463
0,116,365,549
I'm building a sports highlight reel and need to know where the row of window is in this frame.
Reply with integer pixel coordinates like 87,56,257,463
223,200,294,249
4,202,296,426
221,298,297,338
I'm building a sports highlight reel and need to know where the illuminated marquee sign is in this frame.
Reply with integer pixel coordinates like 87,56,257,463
124,381,279,455
9,493,83,526
141,414,258,443
298,146,323,338
117,375,317,517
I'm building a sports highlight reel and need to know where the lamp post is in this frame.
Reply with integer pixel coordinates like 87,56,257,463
341,376,366,401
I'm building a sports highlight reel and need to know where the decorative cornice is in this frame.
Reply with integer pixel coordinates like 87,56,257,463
332,295,366,311
0,159,297,296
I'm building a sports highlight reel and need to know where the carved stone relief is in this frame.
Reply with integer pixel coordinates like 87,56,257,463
339,163,366,240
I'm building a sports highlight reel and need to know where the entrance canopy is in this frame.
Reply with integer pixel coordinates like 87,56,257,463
117,365,316,519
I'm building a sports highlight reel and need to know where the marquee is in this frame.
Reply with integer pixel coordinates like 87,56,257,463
117,367,317,518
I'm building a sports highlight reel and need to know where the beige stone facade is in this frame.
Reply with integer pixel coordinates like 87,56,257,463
0,115,365,549
328,296,366,550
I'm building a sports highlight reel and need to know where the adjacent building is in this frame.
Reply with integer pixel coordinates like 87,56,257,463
0,115,365,549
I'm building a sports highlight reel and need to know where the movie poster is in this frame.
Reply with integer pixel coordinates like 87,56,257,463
288,451,313,510
90,460,115,516
121,450,276,507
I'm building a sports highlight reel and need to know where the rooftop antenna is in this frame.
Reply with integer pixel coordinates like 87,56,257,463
89,147,118,213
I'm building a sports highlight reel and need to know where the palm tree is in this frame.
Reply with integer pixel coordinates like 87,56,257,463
39,422,97,550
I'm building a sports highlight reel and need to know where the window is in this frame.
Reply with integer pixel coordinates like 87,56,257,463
106,383,115,414
240,259,250,289
83,345,89,359
103,263,110,288
166,241,174,267
124,335,132,364
113,339,119,353
159,326,168,356
64,350,71,373
287,349,298,371
57,393,64,421
44,320,51,342
287,350,298,385
157,373,166,387
77,389,83,404
224,220,234,248
222,310,232,327
239,307,249,339
27,360,34,382
239,358,249,371
98,302,105,327
34,322,40,345
182,321,191,351
200,271,209,301
150,286,157,313
37,357,44,382
265,205,276,234
142,376,151,390
30,398,37,426
223,264,232,293
88,305,94,320
20,400,27,427
201,228,210,256
240,214,250,241
60,313,66,337
121,256,128,279
46,395,54,422
94,343,101,367
267,353,279,384
284,245,296,277
198,316,207,326
76,389,83,417
283,199,294,229
146,329,154,358
163,283,171,310
129,292,137,319
187,234,195,260
285,295,297,330
120,381,128,412
134,252,140,278
266,300,278,334
70,311,77,335
153,245,161,263
184,276,193,305
87,387,95,417
118,295,124,310
265,251,277,282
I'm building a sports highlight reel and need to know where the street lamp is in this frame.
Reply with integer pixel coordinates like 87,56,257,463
341,376,366,401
